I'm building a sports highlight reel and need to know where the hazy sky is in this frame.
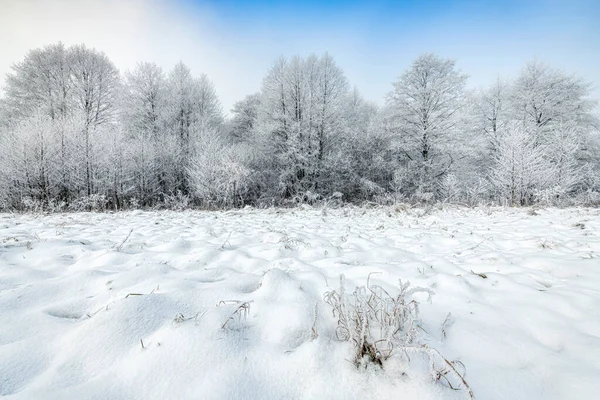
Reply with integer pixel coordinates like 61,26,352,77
1,0,599,112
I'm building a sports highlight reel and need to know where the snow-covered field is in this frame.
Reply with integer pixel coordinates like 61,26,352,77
1,206,599,399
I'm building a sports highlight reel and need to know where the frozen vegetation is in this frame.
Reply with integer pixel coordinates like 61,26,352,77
1,206,599,399
1,45,599,211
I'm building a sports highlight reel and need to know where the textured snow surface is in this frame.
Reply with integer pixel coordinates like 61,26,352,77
1,206,599,399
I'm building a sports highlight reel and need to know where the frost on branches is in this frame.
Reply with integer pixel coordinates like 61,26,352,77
0,44,598,211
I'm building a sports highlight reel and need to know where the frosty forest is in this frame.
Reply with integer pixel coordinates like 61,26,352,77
1,43,599,212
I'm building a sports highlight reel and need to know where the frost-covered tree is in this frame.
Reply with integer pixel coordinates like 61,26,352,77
256,53,349,198
3,42,72,123
123,62,166,136
228,93,260,143
0,117,41,205
488,122,554,206
438,173,462,203
1,42,599,210
193,74,224,131
68,45,121,196
544,122,584,199
166,62,196,144
387,54,468,197
122,62,168,204
51,113,85,202
500,61,597,204
474,77,511,151
513,60,597,137
166,62,223,140
68,45,121,129
0,112,75,207
100,125,129,209
165,62,224,194
187,130,255,208
330,87,383,198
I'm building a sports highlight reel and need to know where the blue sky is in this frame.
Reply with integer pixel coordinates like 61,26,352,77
1,0,599,111
184,0,600,106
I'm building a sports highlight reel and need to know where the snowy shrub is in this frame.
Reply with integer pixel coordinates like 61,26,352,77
322,192,344,208
188,133,256,209
323,274,433,367
390,167,410,195
413,190,435,204
46,199,68,213
533,186,568,206
438,174,462,203
488,122,555,206
465,179,490,207
293,190,321,205
359,178,385,198
162,191,191,211
324,275,474,398
128,197,140,209
254,195,278,209
372,193,399,206
20,197,45,213
68,194,109,212
575,189,600,206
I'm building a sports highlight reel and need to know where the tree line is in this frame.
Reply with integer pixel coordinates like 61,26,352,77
0,42,598,211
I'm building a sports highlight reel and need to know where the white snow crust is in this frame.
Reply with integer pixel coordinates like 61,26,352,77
1,206,599,399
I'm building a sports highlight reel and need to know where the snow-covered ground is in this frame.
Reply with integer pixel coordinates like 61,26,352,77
1,206,599,399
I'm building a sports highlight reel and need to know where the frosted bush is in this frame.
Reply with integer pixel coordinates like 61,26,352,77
324,275,474,398
324,274,433,367
533,186,567,206
438,174,462,203
69,194,109,212
20,197,44,213
162,191,190,211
